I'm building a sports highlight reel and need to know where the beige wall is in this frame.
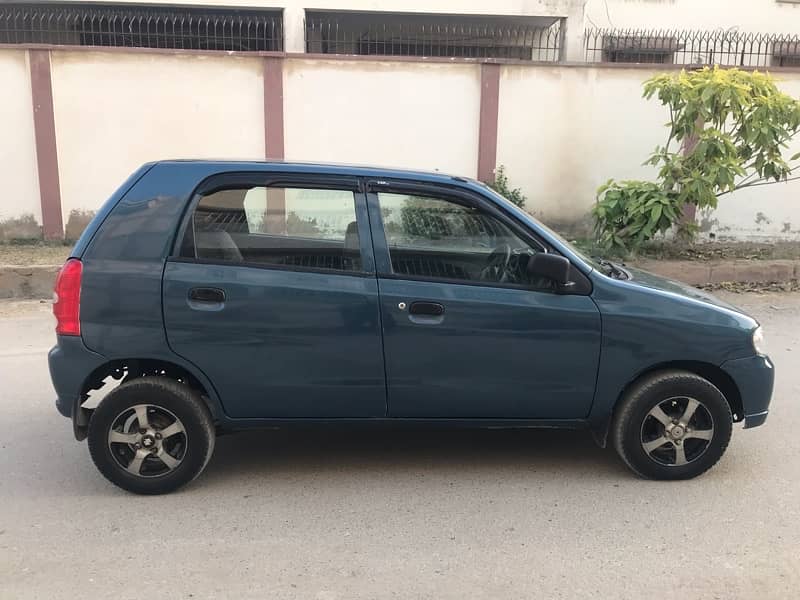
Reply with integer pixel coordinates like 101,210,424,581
497,65,665,229
50,51,265,227
0,50,41,236
283,58,480,176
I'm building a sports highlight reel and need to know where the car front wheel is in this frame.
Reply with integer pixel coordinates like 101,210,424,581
612,370,733,480
87,377,216,494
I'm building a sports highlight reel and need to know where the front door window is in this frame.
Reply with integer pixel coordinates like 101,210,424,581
377,192,550,288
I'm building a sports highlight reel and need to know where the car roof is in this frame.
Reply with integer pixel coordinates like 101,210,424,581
155,159,479,186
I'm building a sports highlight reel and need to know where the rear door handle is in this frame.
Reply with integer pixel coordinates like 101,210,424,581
188,287,226,310
409,301,445,317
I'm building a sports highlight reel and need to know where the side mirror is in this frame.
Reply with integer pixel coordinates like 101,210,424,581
527,253,571,286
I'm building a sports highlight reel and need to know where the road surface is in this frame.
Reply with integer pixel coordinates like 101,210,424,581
1,293,798,599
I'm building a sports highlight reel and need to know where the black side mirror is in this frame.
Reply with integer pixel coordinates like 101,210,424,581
527,253,571,285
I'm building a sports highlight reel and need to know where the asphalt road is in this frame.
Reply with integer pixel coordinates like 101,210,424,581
1,293,799,599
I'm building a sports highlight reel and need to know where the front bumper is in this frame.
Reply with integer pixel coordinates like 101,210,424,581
721,354,774,428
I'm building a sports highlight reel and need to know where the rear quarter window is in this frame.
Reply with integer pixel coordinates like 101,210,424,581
182,185,363,273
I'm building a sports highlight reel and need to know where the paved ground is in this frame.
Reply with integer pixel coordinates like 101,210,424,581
0,293,799,599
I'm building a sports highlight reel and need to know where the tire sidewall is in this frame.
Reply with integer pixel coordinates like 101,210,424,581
88,379,212,494
620,375,733,480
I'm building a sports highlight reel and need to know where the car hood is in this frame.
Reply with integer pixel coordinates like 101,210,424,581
621,265,744,313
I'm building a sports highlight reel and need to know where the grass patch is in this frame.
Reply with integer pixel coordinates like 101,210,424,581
0,242,71,265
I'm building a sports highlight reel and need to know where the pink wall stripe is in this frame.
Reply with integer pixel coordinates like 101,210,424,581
263,56,285,160
29,50,64,239
477,63,501,183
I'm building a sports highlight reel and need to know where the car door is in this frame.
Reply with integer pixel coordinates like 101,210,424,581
162,173,386,419
367,182,601,419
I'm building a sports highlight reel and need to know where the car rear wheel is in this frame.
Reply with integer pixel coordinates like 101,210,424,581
87,377,215,494
612,370,733,480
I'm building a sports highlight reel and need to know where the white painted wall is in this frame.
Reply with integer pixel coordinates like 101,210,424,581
2,47,799,240
49,51,265,226
497,65,665,228
586,0,800,35
283,58,480,177
0,50,41,231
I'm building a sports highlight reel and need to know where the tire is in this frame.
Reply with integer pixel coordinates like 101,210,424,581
612,370,733,480
87,377,215,494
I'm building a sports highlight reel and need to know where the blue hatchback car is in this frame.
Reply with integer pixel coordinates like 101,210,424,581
48,161,774,494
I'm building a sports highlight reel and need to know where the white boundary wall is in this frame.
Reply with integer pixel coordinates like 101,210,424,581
2,48,800,241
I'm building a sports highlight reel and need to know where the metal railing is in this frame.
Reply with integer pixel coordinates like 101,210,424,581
0,3,283,52
585,27,800,67
306,16,562,61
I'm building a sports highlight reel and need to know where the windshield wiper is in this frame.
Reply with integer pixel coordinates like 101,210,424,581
595,258,629,280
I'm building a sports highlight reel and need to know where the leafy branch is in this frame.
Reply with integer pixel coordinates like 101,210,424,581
593,66,800,253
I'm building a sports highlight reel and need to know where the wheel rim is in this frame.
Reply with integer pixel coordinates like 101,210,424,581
107,404,188,478
640,396,715,467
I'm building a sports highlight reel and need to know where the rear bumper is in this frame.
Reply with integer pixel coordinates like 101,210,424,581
721,354,774,429
48,335,106,420
55,394,72,419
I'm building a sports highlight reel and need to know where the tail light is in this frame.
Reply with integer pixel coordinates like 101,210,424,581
53,258,82,336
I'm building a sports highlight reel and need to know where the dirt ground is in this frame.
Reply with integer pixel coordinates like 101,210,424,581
638,240,800,261
0,243,70,266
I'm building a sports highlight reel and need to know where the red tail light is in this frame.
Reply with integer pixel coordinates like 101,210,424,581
53,258,82,336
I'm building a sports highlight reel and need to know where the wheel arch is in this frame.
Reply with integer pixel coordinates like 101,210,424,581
74,357,224,440
590,360,743,448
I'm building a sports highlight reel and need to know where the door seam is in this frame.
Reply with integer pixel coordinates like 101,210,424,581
362,182,390,417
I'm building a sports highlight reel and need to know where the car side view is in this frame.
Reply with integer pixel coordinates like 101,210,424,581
48,161,774,494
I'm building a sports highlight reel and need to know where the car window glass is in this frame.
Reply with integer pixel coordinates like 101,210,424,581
187,185,363,272
378,192,550,288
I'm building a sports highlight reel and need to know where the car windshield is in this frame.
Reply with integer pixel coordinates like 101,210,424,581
533,219,629,278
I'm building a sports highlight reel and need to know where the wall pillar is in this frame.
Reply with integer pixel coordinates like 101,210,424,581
263,56,286,232
477,63,501,183
561,1,587,62
283,7,306,53
29,50,64,240
263,57,285,160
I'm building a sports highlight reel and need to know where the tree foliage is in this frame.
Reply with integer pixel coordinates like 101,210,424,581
593,66,800,253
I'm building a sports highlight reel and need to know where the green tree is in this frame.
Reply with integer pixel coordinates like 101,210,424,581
593,66,800,253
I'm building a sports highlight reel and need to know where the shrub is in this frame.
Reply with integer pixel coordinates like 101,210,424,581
489,165,526,208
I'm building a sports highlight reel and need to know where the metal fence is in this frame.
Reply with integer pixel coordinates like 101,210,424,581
585,28,800,68
306,16,562,61
0,3,283,52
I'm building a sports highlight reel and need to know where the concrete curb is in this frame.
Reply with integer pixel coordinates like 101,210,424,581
0,260,798,299
0,264,59,299
631,259,800,286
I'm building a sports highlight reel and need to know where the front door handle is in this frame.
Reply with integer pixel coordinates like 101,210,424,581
409,301,445,317
188,287,226,311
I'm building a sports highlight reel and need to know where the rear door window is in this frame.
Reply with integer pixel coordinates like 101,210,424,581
184,185,363,273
